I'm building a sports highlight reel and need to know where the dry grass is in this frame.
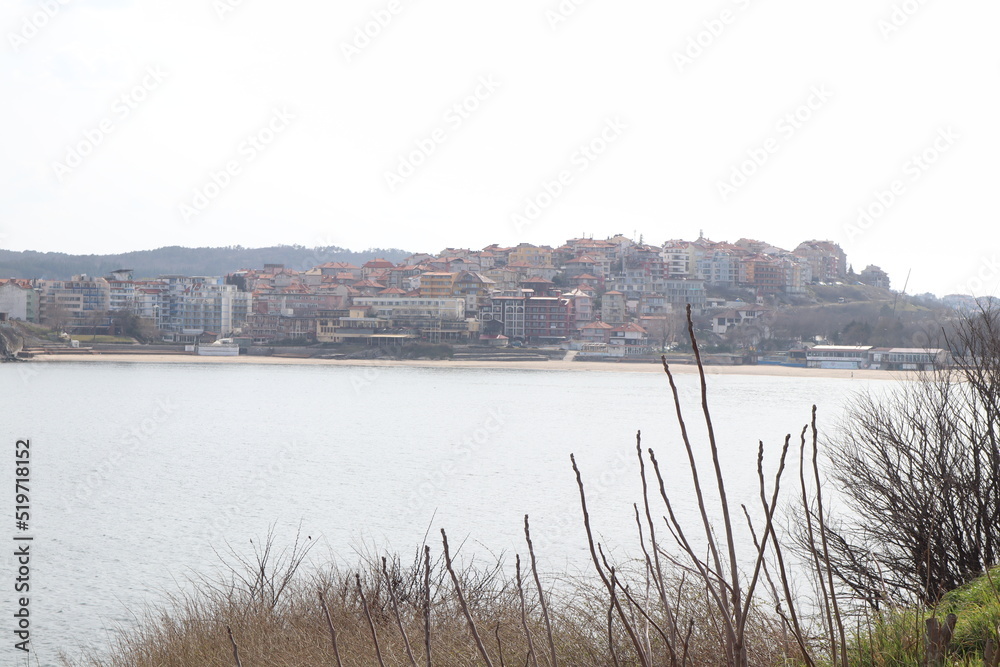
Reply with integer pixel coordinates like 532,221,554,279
64,545,802,667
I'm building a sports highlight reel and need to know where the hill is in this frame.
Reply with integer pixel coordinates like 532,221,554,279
0,245,412,280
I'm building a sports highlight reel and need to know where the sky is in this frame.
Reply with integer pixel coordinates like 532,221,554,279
1,0,997,297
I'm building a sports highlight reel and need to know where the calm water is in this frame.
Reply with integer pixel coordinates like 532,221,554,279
0,360,895,665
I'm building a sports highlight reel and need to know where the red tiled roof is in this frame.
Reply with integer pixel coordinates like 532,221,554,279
613,323,648,333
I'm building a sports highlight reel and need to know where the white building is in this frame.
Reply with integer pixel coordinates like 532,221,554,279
0,281,36,322
352,296,466,321
157,276,252,338
869,348,948,371
806,345,873,369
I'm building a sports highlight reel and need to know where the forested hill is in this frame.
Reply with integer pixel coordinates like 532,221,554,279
0,245,412,280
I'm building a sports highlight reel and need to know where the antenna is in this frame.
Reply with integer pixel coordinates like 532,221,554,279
891,268,911,317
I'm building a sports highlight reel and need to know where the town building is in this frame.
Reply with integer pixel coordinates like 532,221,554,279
453,272,496,316
859,265,891,289
794,241,847,283
663,279,706,313
38,275,112,331
508,243,554,268
479,292,527,340
523,296,571,344
419,272,458,298
579,320,613,346
0,279,38,322
608,322,652,357
696,246,743,287
156,276,252,341
739,257,786,295
601,291,627,325
711,306,771,335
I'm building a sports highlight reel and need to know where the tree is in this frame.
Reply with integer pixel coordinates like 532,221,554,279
809,305,1000,605
84,309,109,340
110,310,156,342
226,273,248,292
640,314,679,351
42,301,70,333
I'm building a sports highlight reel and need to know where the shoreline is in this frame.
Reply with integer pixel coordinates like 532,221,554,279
25,353,915,380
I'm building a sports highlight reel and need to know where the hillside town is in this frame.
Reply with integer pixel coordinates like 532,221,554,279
0,234,964,369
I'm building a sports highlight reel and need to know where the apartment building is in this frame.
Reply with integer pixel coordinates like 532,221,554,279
38,275,111,330
794,241,847,283
157,276,252,338
523,296,572,343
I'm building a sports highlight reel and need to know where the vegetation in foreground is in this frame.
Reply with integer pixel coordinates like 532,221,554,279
64,307,1000,667
65,554,1000,666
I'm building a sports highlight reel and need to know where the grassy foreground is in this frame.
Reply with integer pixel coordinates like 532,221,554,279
852,566,1000,666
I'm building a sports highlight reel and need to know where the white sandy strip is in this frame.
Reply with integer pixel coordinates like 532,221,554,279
28,353,915,381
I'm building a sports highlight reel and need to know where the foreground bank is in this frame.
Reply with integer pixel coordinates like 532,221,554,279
28,352,913,380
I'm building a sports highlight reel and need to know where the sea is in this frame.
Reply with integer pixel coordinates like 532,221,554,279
0,360,897,665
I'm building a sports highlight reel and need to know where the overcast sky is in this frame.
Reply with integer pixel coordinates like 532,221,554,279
2,0,997,296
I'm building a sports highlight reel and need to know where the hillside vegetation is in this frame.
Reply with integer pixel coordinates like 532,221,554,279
0,245,411,280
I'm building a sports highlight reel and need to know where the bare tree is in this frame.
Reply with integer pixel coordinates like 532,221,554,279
641,314,679,351
42,300,71,333
807,304,1000,605
85,308,109,340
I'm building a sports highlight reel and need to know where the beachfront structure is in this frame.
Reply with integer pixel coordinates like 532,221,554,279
868,347,949,371
608,322,652,357
806,345,873,370
315,297,473,344
353,296,465,323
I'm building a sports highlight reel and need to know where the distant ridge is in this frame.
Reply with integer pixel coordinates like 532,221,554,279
0,245,412,280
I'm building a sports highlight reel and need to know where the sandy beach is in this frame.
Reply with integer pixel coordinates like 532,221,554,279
26,352,916,380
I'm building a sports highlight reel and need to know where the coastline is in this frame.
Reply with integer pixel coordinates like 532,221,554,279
26,353,915,380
